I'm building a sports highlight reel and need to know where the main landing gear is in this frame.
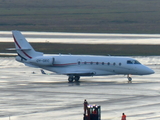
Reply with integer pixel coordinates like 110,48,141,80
127,74,132,83
68,75,80,83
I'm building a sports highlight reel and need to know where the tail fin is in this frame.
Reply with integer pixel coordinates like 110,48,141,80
12,30,43,61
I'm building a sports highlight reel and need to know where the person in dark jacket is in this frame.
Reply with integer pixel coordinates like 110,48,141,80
84,99,89,114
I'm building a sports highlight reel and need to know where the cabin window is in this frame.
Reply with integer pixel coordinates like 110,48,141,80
90,62,93,65
107,62,110,65
113,63,116,66
102,62,104,65
78,61,80,65
84,61,87,64
96,62,99,65
119,63,121,66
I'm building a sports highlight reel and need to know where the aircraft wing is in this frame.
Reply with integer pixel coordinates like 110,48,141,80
61,70,95,76
24,63,40,68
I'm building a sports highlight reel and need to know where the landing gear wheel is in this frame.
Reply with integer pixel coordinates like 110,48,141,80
127,74,132,83
68,76,74,83
74,76,80,82
128,77,132,81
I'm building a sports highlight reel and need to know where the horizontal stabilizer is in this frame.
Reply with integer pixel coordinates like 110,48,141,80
6,48,16,50
6,48,32,51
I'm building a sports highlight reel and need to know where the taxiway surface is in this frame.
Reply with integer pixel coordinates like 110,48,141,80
0,57,159,120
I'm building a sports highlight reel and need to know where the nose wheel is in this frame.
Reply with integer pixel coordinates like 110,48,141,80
127,74,132,82
128,77,132,81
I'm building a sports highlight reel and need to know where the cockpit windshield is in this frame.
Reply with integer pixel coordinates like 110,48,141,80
127,60,141,64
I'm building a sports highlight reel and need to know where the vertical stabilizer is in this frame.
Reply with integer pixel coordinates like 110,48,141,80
12,30,43,61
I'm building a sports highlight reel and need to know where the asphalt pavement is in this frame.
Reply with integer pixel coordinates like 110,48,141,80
0,57,159,120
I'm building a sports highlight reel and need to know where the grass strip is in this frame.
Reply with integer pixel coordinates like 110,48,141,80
0,42,160,56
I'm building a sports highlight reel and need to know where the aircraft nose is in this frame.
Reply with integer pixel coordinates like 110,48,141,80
147,68,155,74
143,66,155,75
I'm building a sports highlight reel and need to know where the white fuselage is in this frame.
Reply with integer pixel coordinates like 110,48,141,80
20,54,154,76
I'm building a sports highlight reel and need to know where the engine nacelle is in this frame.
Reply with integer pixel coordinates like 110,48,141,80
29,56,55,66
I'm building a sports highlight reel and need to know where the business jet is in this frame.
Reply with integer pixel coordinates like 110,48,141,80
12,30,154,82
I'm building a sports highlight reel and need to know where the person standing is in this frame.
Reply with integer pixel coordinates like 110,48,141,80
121,113,126,120
84,99,89,114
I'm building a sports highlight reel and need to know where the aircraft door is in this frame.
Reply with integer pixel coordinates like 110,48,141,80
52,57,55,65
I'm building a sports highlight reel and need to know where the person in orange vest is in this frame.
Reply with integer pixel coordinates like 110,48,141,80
84,99,89,114
121,113,126,120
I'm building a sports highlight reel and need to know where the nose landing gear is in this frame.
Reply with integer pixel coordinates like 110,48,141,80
127,74,132,83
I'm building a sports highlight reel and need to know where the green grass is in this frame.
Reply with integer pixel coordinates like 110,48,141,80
1,42,160,56
0,0,160,33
